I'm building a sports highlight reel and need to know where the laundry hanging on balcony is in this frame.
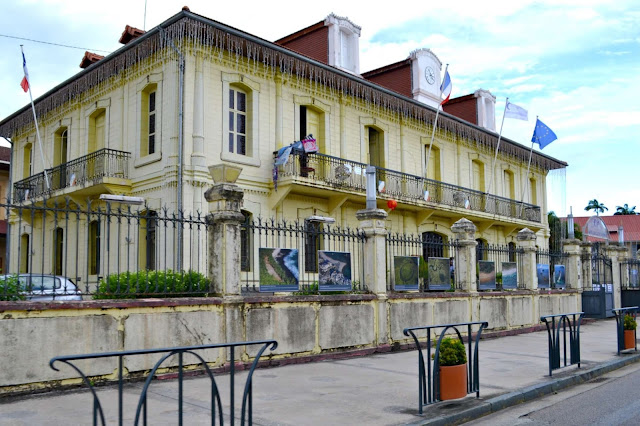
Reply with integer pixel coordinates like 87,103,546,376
272,138,306,191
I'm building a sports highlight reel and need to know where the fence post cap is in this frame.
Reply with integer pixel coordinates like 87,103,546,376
516,228,536,241
451,218,476,234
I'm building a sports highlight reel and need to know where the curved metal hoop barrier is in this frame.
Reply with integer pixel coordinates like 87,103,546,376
613,306,638,355
540,312,583,376
403,321,489,414
49,340,278,425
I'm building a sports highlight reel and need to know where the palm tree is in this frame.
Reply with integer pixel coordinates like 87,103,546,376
584,199,608,216
614,204,637,215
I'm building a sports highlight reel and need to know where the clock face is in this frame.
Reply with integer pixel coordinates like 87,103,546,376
425,66,435,85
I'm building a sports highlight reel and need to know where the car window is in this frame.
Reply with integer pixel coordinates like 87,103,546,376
29,276,59,291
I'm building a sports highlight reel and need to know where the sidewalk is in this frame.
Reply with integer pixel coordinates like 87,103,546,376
1,318,639,425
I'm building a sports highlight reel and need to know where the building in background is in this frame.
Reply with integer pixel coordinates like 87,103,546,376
0,8,566,282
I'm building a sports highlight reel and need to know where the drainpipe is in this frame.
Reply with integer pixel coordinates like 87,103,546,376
160,28,184,270
2,137,12,272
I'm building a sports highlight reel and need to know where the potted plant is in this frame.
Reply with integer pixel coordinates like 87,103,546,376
437,337,468,400
623,314,637,350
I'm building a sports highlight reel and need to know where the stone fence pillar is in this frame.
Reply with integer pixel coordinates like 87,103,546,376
205,165,244,296
562,239,582,290
451,218,477,292
581,242,593,289
604,245,628,310
517,228,537,290
356,208,388,295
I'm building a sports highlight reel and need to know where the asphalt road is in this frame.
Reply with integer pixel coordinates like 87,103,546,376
465,361,640,426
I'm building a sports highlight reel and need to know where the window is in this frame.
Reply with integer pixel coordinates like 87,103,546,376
472,160,485,192
476,238,487,261
425,145,441,181
228,87,247,155
19,234,30,273
89,220,100,275
88,108,106,153
240,211,252,272
54,227,64,275
508,242,517,262
304,220,324,273
221,73,260,166
299,106,325,151
367,127,384,168
422,232,444,259
140,84,158,156
529,178,537,205
23,143,32,179
139,211,157,271
54,127,68,189
503,170,515,199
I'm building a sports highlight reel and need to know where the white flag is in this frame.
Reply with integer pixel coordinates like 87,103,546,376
504,101,528,121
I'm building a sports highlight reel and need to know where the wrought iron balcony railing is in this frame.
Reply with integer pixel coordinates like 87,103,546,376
14,148,131,202
277,151,541,223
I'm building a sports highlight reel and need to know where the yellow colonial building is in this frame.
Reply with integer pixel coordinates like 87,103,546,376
0,8,566,284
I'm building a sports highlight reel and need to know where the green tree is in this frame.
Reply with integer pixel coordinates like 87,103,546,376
585,199,608,216
614,204,637,215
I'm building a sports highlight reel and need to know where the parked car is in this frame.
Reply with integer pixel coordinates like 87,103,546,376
0,274,82,301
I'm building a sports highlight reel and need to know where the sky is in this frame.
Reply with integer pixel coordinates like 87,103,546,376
0,0,638,217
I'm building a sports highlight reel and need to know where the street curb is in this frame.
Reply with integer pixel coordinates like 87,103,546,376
409,352,640,425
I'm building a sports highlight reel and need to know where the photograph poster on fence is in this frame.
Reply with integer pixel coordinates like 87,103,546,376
394,256,419,291
478,261,496,290
553,265,566,289
318,251,352,292
428,257,451,290
537,263,550,288
259,248,299,292
501,262,518,289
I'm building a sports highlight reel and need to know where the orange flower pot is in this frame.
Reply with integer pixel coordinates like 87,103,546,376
624,329,636,350
439,363,467,400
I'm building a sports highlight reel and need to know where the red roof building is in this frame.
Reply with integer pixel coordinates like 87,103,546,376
571,215,640,255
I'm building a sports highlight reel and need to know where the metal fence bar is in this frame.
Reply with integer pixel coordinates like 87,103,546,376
540,312,584,376
403,321,489,413
49,339,277,425
613,307,639,355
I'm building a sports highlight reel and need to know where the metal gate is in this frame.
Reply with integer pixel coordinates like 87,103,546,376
582,246,614,318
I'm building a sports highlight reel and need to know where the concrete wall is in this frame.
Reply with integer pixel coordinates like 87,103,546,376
0,290,579,394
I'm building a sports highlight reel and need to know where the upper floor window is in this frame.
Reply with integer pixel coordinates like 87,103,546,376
88,108,106,153
367,126,384,169
141,84,158,156
529,178,537,205
472,160,485,193
54,127,68,167
221,73,260,167
503,170,515,199
23,143,32,179
229,87,247,155
425,145,441,181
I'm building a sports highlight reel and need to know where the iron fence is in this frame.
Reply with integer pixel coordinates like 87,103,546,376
621,260,640,290
477,244,524,290
49,339,278,425
0,199,209,300
13,148,131,202
536,249,570,289
386,232,461,291
278,151,541,223
240,218,367,294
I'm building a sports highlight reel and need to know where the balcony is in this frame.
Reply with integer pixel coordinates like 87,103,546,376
14,148,131,202
276,151,541,223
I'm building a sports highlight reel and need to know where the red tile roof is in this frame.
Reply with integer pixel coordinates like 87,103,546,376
79,51,105,69
571,215,640,242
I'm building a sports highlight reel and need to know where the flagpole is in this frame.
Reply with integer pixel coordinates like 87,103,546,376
425,63,448,179
21,45,50,190
519,116,537,218
487,97,508,198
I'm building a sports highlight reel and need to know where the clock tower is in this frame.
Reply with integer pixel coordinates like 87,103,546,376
409,48,443,108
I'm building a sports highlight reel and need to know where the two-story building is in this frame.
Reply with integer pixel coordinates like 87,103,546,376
0,8,566,284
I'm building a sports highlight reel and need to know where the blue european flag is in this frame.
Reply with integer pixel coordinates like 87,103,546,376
531,118,557,149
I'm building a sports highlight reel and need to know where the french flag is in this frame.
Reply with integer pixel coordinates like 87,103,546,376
440,68,452,105
20,51,29,93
